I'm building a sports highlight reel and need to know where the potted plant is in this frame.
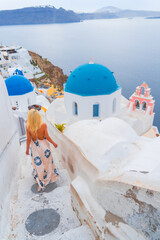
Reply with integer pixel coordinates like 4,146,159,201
55,123,66,133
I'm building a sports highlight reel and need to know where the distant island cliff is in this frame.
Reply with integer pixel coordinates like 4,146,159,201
0,6,80,25
0,6,160,26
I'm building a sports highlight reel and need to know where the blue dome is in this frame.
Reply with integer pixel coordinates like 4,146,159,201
65,63,121,96
5,75,34,96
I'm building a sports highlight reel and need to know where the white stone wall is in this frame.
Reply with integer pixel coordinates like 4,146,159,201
0,77,17,154
8,52,20,61
0,76,20,230
47,119,160,240
9,90,36,112
0,54,5,63
64,89,121,120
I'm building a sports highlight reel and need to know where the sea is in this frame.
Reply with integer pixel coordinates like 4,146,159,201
0,18,160,128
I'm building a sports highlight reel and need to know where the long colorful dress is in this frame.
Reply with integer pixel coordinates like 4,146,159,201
30,138,59,189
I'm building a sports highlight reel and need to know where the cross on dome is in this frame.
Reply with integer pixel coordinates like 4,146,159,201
89,57,94,64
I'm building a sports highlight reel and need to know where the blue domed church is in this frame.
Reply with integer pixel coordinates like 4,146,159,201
64,62,121,120
5,75,36,112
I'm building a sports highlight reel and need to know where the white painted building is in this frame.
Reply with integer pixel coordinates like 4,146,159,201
5,75,36,112
0,53,5,63
0,76,20,230
64,62,121,120
0,46,36,80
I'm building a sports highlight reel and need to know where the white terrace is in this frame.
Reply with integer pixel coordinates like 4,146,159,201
1,76,160,240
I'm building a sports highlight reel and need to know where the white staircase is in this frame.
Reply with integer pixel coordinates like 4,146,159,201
1,143,94,240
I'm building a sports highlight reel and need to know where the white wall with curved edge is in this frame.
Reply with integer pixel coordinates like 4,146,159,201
47,119,160,240
0,76,20,232
0,77,17,154
64,89,121,120
8,90,36,112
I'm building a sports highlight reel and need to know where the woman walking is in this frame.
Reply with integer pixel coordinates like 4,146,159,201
26,109,59,192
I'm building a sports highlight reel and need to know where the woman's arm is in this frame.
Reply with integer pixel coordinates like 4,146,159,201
26,127,31,155
44,124,58,148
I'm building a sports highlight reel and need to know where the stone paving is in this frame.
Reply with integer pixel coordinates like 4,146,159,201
25,209,60,236
31,182,57,194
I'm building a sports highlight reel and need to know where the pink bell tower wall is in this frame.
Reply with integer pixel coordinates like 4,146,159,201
128,82,155,115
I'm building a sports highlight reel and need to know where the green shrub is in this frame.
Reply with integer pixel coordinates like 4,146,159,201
30,59,38,66
55,123,66,133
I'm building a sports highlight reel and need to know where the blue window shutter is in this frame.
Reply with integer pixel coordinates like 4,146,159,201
93,104,99,117
74,102,78,115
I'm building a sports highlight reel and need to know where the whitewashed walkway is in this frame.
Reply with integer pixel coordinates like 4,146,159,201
2,143,94,240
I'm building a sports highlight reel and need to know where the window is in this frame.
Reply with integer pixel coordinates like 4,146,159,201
16,101,19,110
142,101,147,111
112,98,116,113
93,104,99,117
19,117,26,136
74,102,78,115
135,100,140,109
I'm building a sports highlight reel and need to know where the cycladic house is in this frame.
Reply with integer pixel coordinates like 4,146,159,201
64,62,121,120
5,75,36,137
5,75,36,112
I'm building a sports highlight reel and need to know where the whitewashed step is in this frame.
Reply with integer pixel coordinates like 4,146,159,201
106,222,146,240
59,225,95,240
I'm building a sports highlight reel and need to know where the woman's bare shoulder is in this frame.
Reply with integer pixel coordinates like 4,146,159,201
41,123,47,129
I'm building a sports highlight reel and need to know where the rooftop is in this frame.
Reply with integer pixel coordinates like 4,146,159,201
5,75,34,96
65,63,121,96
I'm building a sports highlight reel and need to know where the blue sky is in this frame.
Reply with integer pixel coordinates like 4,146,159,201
1,0,160,12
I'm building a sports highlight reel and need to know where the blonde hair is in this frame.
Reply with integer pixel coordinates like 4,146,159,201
27,109,42,133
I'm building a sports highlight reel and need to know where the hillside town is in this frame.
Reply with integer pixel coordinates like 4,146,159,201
0,45,160,240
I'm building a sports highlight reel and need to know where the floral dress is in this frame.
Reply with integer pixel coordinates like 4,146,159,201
30,138,59,189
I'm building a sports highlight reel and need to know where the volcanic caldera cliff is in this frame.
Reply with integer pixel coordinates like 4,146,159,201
29,50,68,89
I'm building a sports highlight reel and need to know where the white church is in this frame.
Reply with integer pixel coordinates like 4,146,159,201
5,75,36,112
64,62,121,120
47,61,157,137
4,75,36,137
